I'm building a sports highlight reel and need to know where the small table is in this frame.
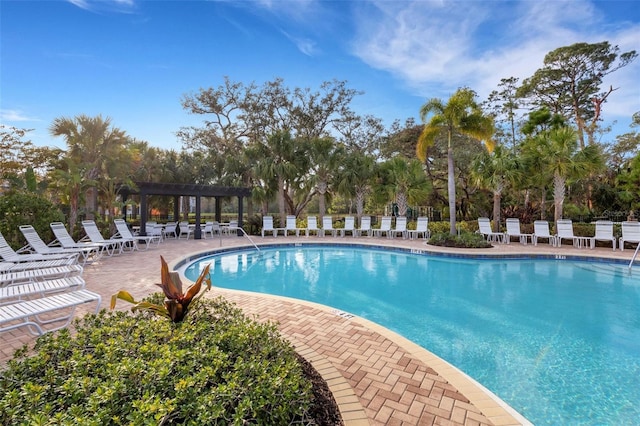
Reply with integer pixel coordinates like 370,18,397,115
574,236,593,249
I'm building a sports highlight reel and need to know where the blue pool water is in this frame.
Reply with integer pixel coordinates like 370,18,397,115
183,246,640,425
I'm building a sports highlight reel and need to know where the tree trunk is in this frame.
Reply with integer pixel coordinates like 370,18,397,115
447,146,456,235
492,190,501,232
396,191,408,217
553,173,566,222
317,181,327,219
355,189,365,226
278,176,286,227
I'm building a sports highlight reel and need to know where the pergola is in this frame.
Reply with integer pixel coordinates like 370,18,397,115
119,182,252,239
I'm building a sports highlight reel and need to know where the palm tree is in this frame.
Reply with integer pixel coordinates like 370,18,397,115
307,137,343,219
417,88,494,234
50,115,128,219
522,127,603,222
252,131,303,226
335,151,377,225
49,158,93,235
470,145,520,231
380,157,430,217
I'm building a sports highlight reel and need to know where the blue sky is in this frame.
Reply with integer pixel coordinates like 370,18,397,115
1,0,639,151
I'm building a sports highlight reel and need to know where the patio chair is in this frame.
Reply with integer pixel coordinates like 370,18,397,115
81,220,127,255
389,216,408,239
590,220,616,250
202,222,212,239
477,217,505,243
504,218,532,245
304,216,320,237
285,215,300,237
321,216,337,237
1,230,80,263
146,222,165,242
373,216,392,238
356,216,372,237
50,222,112,256
18,225,98,265
163,222,178,238
261,216,282,237
114,219,160,250
224,220,239,236
407,217,430,240
555,219,581,248
178,221,193,239
620,221,640,251
341,216,356,237
532,220,556,246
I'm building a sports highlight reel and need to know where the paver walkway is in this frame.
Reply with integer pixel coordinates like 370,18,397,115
2,234,636,425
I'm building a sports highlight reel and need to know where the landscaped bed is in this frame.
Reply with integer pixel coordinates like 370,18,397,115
0,296,342,425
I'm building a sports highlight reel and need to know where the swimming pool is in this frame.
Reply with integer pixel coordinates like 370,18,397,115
182,245,640,425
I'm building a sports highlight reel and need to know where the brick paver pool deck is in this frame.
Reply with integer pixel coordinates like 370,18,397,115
1,234,636,425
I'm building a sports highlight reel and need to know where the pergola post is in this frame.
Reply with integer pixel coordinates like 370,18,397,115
237,196,244,236
194,195,202,239
139,188,148,236
215,197,222,222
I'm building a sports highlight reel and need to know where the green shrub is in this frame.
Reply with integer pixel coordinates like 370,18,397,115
0,297,315,425
428,231,492,248
0,192,64,249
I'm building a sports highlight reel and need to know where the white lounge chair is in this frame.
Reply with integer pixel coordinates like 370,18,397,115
1,276,85,302
261,216,282,237
373,216,392,238
50,222,111,256
407,217,430,240
532,220,556,246
81,220,127,255
285,215,300,237
0,264,83,285
555,219,581,248
589,220,616,250
114,219,160,250
390,216,408,239
0,256,78,272
356,216,372,237
477,217,505,243
504,218,532,245
620,221,640,251
304,216,320,237
341,216,356,237
1,230,80,264
321,216,337,237
18,225,97,265
0,289,101,335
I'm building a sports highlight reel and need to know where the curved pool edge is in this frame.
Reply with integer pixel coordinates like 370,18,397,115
171,241,543,426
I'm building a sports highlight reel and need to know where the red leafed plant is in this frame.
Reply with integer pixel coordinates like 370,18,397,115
111,255,211,322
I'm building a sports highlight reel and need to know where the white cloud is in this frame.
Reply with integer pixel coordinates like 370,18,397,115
280,30,317,56
350,0,640,123
67,0,136,13
0,109,40,122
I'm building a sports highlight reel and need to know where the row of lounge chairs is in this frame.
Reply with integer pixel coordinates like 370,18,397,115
0,218,166,336
477,218,640,251
261,216,431,240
